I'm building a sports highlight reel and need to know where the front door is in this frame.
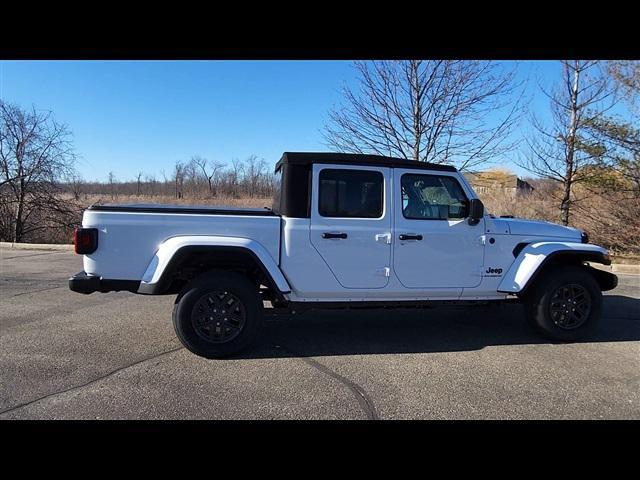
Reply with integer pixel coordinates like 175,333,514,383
392,169,485,288
310,164,392,289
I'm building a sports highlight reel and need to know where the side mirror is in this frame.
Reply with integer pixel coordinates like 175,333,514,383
467,198,484,225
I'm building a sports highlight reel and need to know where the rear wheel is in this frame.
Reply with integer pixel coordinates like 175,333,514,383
523,265,602,341
173,271,263,358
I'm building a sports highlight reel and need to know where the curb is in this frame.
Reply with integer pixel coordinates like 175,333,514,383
0,242,74,252
613,265,640,275
589,263,640,276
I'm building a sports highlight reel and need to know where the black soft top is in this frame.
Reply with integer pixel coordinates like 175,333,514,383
275,152,457,173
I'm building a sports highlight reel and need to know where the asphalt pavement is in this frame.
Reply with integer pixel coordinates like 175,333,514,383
1,247,638,419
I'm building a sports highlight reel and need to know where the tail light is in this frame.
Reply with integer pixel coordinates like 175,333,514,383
73,228,98,254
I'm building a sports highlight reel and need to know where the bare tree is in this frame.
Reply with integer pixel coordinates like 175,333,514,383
76,154,280,202
182,158,200,195
0,101,77,242
244,155,268,197
601,61,640,189
324,60,523,170
229,158,244,198
136,171,144,196
145,173,157,196
159,169,169,196
607,60,640,114
193,155,226,197
68,173,84,201
173,161,185,199
518,61,616,226
107,171,117,199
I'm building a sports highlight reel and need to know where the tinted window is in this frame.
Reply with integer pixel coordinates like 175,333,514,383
401,174,468,220
319,169,383,218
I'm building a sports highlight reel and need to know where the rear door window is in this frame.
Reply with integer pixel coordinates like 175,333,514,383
319,169,383,218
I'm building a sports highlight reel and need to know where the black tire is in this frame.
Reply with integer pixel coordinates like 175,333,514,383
172,270,263,358
523,265,602,341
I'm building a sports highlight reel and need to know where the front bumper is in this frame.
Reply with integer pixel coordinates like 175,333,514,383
68,271,140,294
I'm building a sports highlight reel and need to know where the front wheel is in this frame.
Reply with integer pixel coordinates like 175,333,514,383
523,265,602,341
173,271,263,358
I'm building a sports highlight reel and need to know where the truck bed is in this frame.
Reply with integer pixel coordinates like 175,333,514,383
82,203,281,281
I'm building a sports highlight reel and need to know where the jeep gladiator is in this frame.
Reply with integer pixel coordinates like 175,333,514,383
69,152,618,358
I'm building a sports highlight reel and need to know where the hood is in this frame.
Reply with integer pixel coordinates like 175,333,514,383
499,217,582,240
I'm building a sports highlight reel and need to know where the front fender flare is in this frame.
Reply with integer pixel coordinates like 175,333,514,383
137,235,291,294
497,242,611,294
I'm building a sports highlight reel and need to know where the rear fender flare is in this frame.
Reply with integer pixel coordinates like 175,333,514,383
138,235,291,295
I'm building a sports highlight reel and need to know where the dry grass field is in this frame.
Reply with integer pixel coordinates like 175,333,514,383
479,186,640,258
5,181,640,259
78,193,274,210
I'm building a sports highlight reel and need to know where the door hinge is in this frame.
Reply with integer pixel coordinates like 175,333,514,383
375,233,392,244
375,267,391,277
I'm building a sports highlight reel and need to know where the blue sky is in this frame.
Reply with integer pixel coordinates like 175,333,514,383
0,60,559,181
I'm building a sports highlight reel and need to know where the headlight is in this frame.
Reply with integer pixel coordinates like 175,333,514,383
581,231,589,244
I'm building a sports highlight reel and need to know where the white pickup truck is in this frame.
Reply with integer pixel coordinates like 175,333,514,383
69,152,618,358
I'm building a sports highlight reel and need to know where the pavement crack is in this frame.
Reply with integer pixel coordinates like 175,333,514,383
1,252,61,260
275,343,379,420
7,285,66,298
0,345,184,417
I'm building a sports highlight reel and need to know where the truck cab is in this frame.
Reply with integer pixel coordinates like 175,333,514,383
70,152,618,358
274,153,490,300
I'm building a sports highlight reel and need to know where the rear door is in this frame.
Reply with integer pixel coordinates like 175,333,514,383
392,169,485,288
309,164,392,289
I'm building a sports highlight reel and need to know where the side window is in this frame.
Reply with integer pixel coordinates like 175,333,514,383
401,174,468,220
319,169,383,218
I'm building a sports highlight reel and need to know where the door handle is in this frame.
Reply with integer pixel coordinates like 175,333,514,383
399,234,423,241
322,232,348,239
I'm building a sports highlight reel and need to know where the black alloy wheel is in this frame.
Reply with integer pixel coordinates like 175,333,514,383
548,283,592,330
191,290,247,343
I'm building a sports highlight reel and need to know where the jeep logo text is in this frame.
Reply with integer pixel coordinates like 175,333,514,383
485,267,503,275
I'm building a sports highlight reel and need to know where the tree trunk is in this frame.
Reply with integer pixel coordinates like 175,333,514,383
560,179,572,226
561,61,581,226
13,178,25,242
410,61,422,161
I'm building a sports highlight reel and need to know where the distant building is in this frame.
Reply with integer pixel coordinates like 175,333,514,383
464,170,534,196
